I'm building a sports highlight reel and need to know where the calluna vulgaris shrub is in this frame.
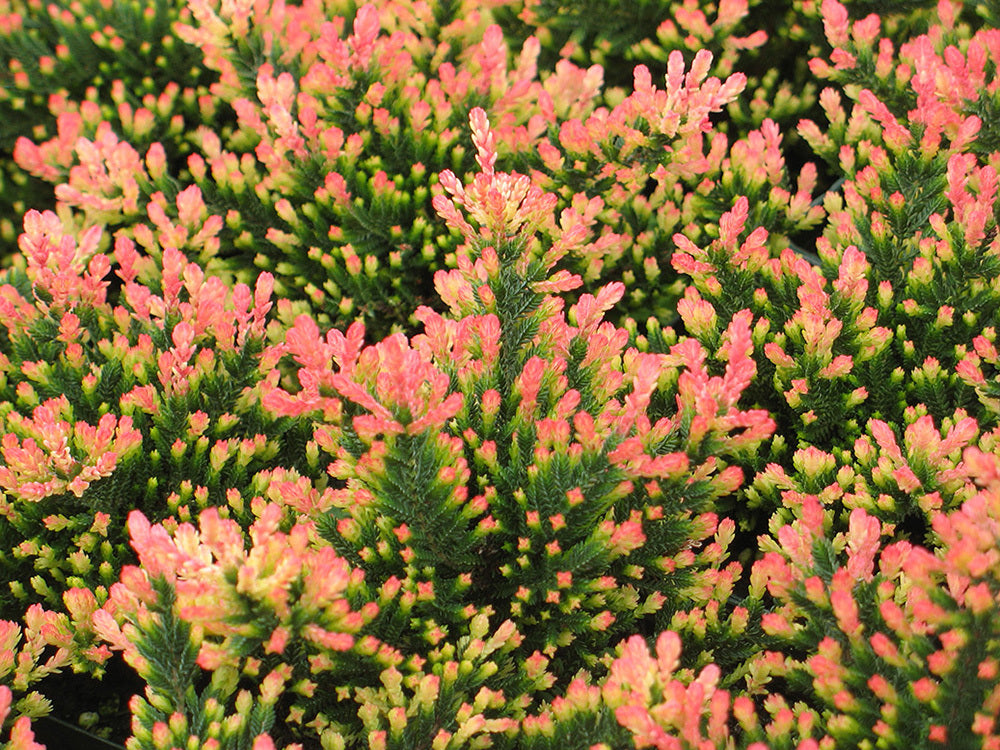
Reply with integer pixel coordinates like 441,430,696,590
1,0,1000,749
0,207,319,624
0,0,219,247
9,0,827,338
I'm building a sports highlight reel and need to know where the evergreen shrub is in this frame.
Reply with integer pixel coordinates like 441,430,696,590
0,0,999,748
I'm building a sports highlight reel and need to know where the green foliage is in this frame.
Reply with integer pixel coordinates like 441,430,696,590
117,578,290,750
7,0,827,340
751,457,1000,748
8,0,547,337
1,0,1000,748
0,0,218,250
0,211,311,623
267,116,773,707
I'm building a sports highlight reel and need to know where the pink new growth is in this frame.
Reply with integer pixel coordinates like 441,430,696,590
435,108,558,245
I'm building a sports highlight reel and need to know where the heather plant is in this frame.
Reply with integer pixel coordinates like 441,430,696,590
654,0,1000,538
12,0,555,336
490,0,770,90
0,688,41,750
488,1,1000,152
101,509,532,749
11,0,829,338
0,608,69,729
0,595,112,749
490,0,819,136
278,106,774,673
593,630,829,750
89,108,776,748
748,445,1000,748
0,0,1000,748
0,207,317,625
0,0,219,249
517,50,823,329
